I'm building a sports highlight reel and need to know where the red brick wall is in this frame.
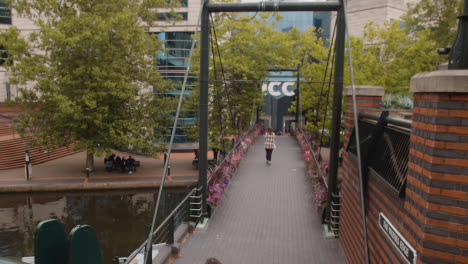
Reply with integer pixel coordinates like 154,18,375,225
406,93,468,263
340,94,383,263
340,91,468,264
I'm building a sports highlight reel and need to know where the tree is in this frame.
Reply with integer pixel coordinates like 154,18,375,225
356,20,439,94
402,0,464,49
1,0,176,170
185,12,297,150
287,26,331,137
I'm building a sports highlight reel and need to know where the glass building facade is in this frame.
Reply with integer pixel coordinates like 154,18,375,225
156,32,197,146
0,1,11,25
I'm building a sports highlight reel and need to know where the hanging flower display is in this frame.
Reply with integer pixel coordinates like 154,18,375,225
207,125,261,209
296,128,329,211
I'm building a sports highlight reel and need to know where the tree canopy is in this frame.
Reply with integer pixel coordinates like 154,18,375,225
1,0,177,169
402,0,464,49
347,20,440,94
185,12,300,150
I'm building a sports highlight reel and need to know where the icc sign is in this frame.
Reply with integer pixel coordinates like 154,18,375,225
262,82,296,98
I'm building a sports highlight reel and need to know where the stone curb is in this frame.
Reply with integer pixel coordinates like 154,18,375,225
0,180,198,193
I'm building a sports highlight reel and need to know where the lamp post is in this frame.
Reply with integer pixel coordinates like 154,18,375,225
448,0,468,69
25,150,30,180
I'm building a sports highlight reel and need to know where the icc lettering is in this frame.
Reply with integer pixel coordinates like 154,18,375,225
262,82,296,97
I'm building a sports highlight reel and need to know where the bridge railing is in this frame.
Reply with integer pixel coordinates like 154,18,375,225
348,111,411,197
296,125,342,236
121,186,199,264
296,125,328,189
121,124,260,264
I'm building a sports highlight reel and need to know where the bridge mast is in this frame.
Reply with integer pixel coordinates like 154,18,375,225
199,0,210,218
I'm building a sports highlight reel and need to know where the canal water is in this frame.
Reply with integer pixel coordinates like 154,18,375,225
0,189,188,263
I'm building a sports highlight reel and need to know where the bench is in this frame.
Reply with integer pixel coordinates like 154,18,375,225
105,160,140,172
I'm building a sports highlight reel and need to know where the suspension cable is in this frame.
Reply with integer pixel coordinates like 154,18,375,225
211,13,230,151
141,1,204,263
209,14,225,154
318,19,338,150
315,19,337,127
342,0,370,263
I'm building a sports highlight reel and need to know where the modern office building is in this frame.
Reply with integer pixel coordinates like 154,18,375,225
335,0,418,39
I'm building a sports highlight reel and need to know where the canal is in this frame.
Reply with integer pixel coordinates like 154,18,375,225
0,189,189,263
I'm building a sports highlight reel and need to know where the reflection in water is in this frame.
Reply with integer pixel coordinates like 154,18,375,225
0,189,187,263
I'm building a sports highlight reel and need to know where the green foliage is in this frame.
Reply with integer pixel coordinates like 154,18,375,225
1,0,177,169
186,12,297,150
356,20,440,94
381,94,413,110
288,26,330,134
402,0,464,49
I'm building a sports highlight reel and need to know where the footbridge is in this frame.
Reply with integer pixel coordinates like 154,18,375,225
172,135,344,264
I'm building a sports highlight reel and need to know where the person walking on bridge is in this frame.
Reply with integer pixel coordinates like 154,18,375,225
264,128,276,165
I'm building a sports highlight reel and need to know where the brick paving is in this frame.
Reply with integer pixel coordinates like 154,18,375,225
172,136,345,264
0,150,207,192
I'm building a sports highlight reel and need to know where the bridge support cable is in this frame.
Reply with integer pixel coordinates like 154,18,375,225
326,0,345,233
141,2,205,264
210,13,229,155
343,0,370,263
314,19,336,132
316,19,337,150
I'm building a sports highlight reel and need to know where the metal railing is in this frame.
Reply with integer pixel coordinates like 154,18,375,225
348,112,411,197
329,192,341,237
296,125,328,189
297,125,343,236
121,186,201,264
120,126,259,263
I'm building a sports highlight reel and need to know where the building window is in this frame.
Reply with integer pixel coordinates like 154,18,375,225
156,32,193,71
0,1,11,24
313,18,322,31
390,18,406,29
0,45,8,66
156,12,188,21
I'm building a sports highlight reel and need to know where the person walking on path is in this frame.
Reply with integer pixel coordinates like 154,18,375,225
264,128,276,165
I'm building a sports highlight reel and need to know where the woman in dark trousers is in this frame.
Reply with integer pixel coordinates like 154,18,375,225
264,128,276,165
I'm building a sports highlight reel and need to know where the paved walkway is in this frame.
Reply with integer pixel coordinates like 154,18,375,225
172,136,345,264
0,150,210,192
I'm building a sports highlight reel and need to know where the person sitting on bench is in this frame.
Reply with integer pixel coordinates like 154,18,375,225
127,156,135,174
121,157,127,173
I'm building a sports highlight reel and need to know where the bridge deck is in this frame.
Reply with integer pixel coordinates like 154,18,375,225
172,136,345,264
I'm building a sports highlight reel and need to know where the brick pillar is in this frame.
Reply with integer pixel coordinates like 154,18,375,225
408,70,468,263
343,86,385,148
340,85,384,264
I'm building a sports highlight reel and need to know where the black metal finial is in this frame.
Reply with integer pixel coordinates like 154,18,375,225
448,0,468,69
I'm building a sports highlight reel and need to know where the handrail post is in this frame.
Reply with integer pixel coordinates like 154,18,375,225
296,64,300,123
185,188,191,222
168,215,175,245
144,243,152,264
